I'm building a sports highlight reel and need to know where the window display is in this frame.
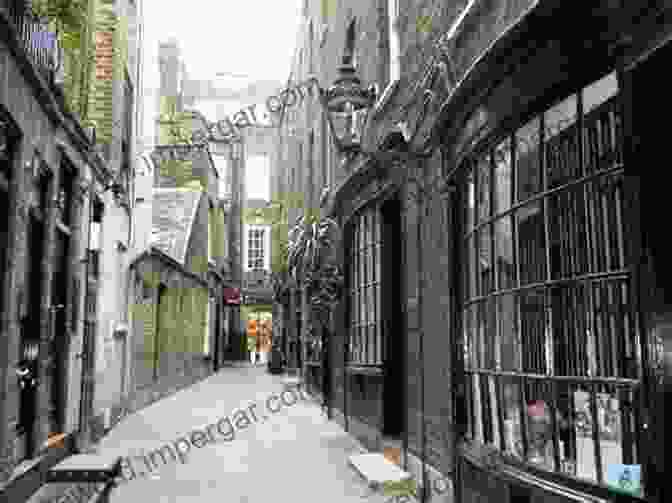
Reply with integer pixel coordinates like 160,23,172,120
460,72,642,495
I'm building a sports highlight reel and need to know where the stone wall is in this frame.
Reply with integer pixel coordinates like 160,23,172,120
0,32,101,477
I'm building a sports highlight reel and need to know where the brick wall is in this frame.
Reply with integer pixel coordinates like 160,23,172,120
88,1,117,146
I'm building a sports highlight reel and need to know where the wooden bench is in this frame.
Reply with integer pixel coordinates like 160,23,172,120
46,454,122,503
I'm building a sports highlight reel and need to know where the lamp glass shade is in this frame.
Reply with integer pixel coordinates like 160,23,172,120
327,103,370,152
323,62,375,154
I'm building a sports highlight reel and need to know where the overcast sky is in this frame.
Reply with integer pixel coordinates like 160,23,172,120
142,0,301,85
141,0,302,199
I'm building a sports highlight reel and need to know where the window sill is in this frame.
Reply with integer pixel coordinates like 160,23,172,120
345,365,384,376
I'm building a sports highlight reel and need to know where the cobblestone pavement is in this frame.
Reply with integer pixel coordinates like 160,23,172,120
31,366,390,503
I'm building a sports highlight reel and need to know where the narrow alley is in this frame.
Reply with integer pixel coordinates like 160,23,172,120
29,366,392,503
1,1,670,503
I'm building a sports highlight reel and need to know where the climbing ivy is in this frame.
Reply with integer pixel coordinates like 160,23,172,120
31,0,88,45
156,96,201,188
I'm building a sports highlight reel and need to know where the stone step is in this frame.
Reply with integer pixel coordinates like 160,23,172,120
348,452,412,489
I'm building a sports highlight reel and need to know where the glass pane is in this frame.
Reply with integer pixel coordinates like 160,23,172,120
480,298,496,369
479,225,493,295
466,169,476,232
368,324,376,365
499,294,520,372
584,173,625,274
466,236,478,300
556,383,598,482
583,72,619,115
493,138,512,214
550,284,591,377
473,373,484,443
464,305,477,370
548,184,590,279
368,286,375,324
592,279,630,378
516,202,546,285
545,99,580,189
502,378,524,458
477,154,491,223
545,94,577,139
519,289,548,374
354,290,360,327
516,117,541,201
490,376,501,449
524,380,556,470
465,373,474,440
373,284,379,326
583,97,622,174
474,301,486,369
494,216,514,290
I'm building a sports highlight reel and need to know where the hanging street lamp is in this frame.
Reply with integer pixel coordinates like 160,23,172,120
319,56,378,165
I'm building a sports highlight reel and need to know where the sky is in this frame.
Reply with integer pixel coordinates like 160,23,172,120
140,0,302,197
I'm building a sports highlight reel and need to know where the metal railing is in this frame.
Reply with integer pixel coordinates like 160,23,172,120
2,1,56,82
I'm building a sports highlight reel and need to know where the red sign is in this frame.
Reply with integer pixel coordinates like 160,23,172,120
223,287,241,305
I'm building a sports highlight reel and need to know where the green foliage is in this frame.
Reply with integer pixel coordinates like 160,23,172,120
382,479,417,498
31,0,88,41
31,0,96,123
156,96,203,187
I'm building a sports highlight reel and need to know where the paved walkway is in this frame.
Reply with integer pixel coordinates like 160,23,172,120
31,367,390,503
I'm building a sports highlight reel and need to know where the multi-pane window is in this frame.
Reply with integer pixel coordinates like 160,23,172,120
461,72,641,490
247,228,266,270
348,206,383,365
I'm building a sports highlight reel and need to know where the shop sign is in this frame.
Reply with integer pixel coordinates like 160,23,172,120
223,287,241,305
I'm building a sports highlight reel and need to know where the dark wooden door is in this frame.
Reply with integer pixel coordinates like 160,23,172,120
382,196,404,437
626,40,672,503
47,229,69,436
18,212,46,458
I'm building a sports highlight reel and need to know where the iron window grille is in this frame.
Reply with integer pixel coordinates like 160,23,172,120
460,72,643,492
347,205,383,366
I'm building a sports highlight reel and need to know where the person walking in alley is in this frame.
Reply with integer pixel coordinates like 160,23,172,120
255,338,261,365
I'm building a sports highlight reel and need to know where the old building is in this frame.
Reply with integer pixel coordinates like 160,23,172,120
122,38,233,412
276,0,672,503
1,0,142,500
87,0,144,445
182,79,284,363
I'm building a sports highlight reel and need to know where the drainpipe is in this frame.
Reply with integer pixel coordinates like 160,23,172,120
417,175,428,503
78,183,94,448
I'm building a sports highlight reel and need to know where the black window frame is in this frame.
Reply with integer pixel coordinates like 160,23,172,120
459,71,644,494
247,228,266,271
347,204,383,366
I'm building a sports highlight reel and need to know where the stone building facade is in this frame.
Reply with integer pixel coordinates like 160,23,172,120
2,4,114,502
276,1,672,503
1,1,144,501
